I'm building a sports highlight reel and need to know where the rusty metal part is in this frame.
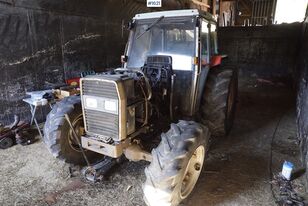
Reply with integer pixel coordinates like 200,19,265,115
124,143,152,162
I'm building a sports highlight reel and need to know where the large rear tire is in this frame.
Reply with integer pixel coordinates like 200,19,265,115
143,121,209,206
201,67,238,137
43,96,100,165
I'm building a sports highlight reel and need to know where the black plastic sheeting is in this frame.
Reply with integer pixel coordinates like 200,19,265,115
0,0,151,124
218,24,301,78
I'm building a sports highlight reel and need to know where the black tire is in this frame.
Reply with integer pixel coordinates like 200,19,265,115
143,121,209,206
201,67,238,137
0,137,14,149
43,96,100,165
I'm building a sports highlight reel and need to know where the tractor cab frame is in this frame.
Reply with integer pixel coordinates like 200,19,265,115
123,9,220,117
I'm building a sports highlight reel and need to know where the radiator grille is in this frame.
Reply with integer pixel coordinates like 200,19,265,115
82,80,118,99
82,79,119,139
84,110,119,138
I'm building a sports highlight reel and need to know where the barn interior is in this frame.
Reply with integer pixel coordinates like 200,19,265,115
0,0,308,205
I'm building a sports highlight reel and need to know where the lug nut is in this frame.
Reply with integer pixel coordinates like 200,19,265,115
194,163,201,171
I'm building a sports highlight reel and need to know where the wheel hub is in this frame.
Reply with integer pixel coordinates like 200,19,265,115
180,145,205,199
68,114,85,152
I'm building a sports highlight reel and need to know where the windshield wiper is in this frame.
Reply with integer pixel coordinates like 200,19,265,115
136,16,164,39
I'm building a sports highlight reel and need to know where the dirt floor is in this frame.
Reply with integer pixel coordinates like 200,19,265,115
0,79,306,206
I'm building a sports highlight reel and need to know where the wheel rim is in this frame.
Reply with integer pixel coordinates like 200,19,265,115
68,114,85,152
180,145,205,199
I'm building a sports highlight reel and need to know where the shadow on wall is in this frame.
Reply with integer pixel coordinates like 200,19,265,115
0,0,156,124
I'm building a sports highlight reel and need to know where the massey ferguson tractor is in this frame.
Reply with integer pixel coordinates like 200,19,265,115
43,9,237,206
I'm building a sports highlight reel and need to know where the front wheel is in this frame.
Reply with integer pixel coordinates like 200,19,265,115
43,96,101,165
143,121,209,206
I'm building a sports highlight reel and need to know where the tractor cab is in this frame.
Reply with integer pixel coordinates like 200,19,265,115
124,9,219,116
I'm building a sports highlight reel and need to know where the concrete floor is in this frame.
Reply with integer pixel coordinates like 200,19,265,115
0,79,305,206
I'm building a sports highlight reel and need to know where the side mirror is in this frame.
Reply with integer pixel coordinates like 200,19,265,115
127,20,135,30
121,55,128,63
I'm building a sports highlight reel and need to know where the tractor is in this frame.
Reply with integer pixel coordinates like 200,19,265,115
43,9,237,206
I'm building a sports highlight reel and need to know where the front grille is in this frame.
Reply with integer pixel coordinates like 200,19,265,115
82,79,119,139
84,109,119,139
82,80,118,98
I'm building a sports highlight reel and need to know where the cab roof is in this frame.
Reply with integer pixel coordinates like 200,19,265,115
133,9,216,23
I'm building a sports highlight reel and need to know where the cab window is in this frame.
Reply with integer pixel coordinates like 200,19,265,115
210,23,218,56
201,20,209,65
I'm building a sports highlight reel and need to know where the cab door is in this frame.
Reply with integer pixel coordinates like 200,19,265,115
209,22,222,67
193,18,211,114
200,19,210,67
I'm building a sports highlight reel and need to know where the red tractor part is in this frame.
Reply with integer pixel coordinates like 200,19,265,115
0,115,32,149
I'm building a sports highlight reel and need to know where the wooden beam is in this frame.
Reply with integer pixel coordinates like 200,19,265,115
191,0,211,8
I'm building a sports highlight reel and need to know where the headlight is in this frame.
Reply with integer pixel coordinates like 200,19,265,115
85,97,98,109
84,95,118,114
104,100,117,112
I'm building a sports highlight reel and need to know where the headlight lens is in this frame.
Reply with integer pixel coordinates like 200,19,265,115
104,100,117,112
85,97,98,109
84,95,118,114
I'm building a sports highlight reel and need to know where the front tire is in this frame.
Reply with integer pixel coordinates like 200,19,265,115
143,121,209,206
43,96,100,165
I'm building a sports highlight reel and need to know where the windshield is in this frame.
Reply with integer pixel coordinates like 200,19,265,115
126,16,197,70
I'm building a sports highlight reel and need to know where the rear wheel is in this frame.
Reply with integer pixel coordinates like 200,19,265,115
43,96,101,165
201,67,238,137
143,121,209,206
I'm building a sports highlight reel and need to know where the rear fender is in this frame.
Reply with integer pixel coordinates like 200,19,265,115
210,55,228,68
